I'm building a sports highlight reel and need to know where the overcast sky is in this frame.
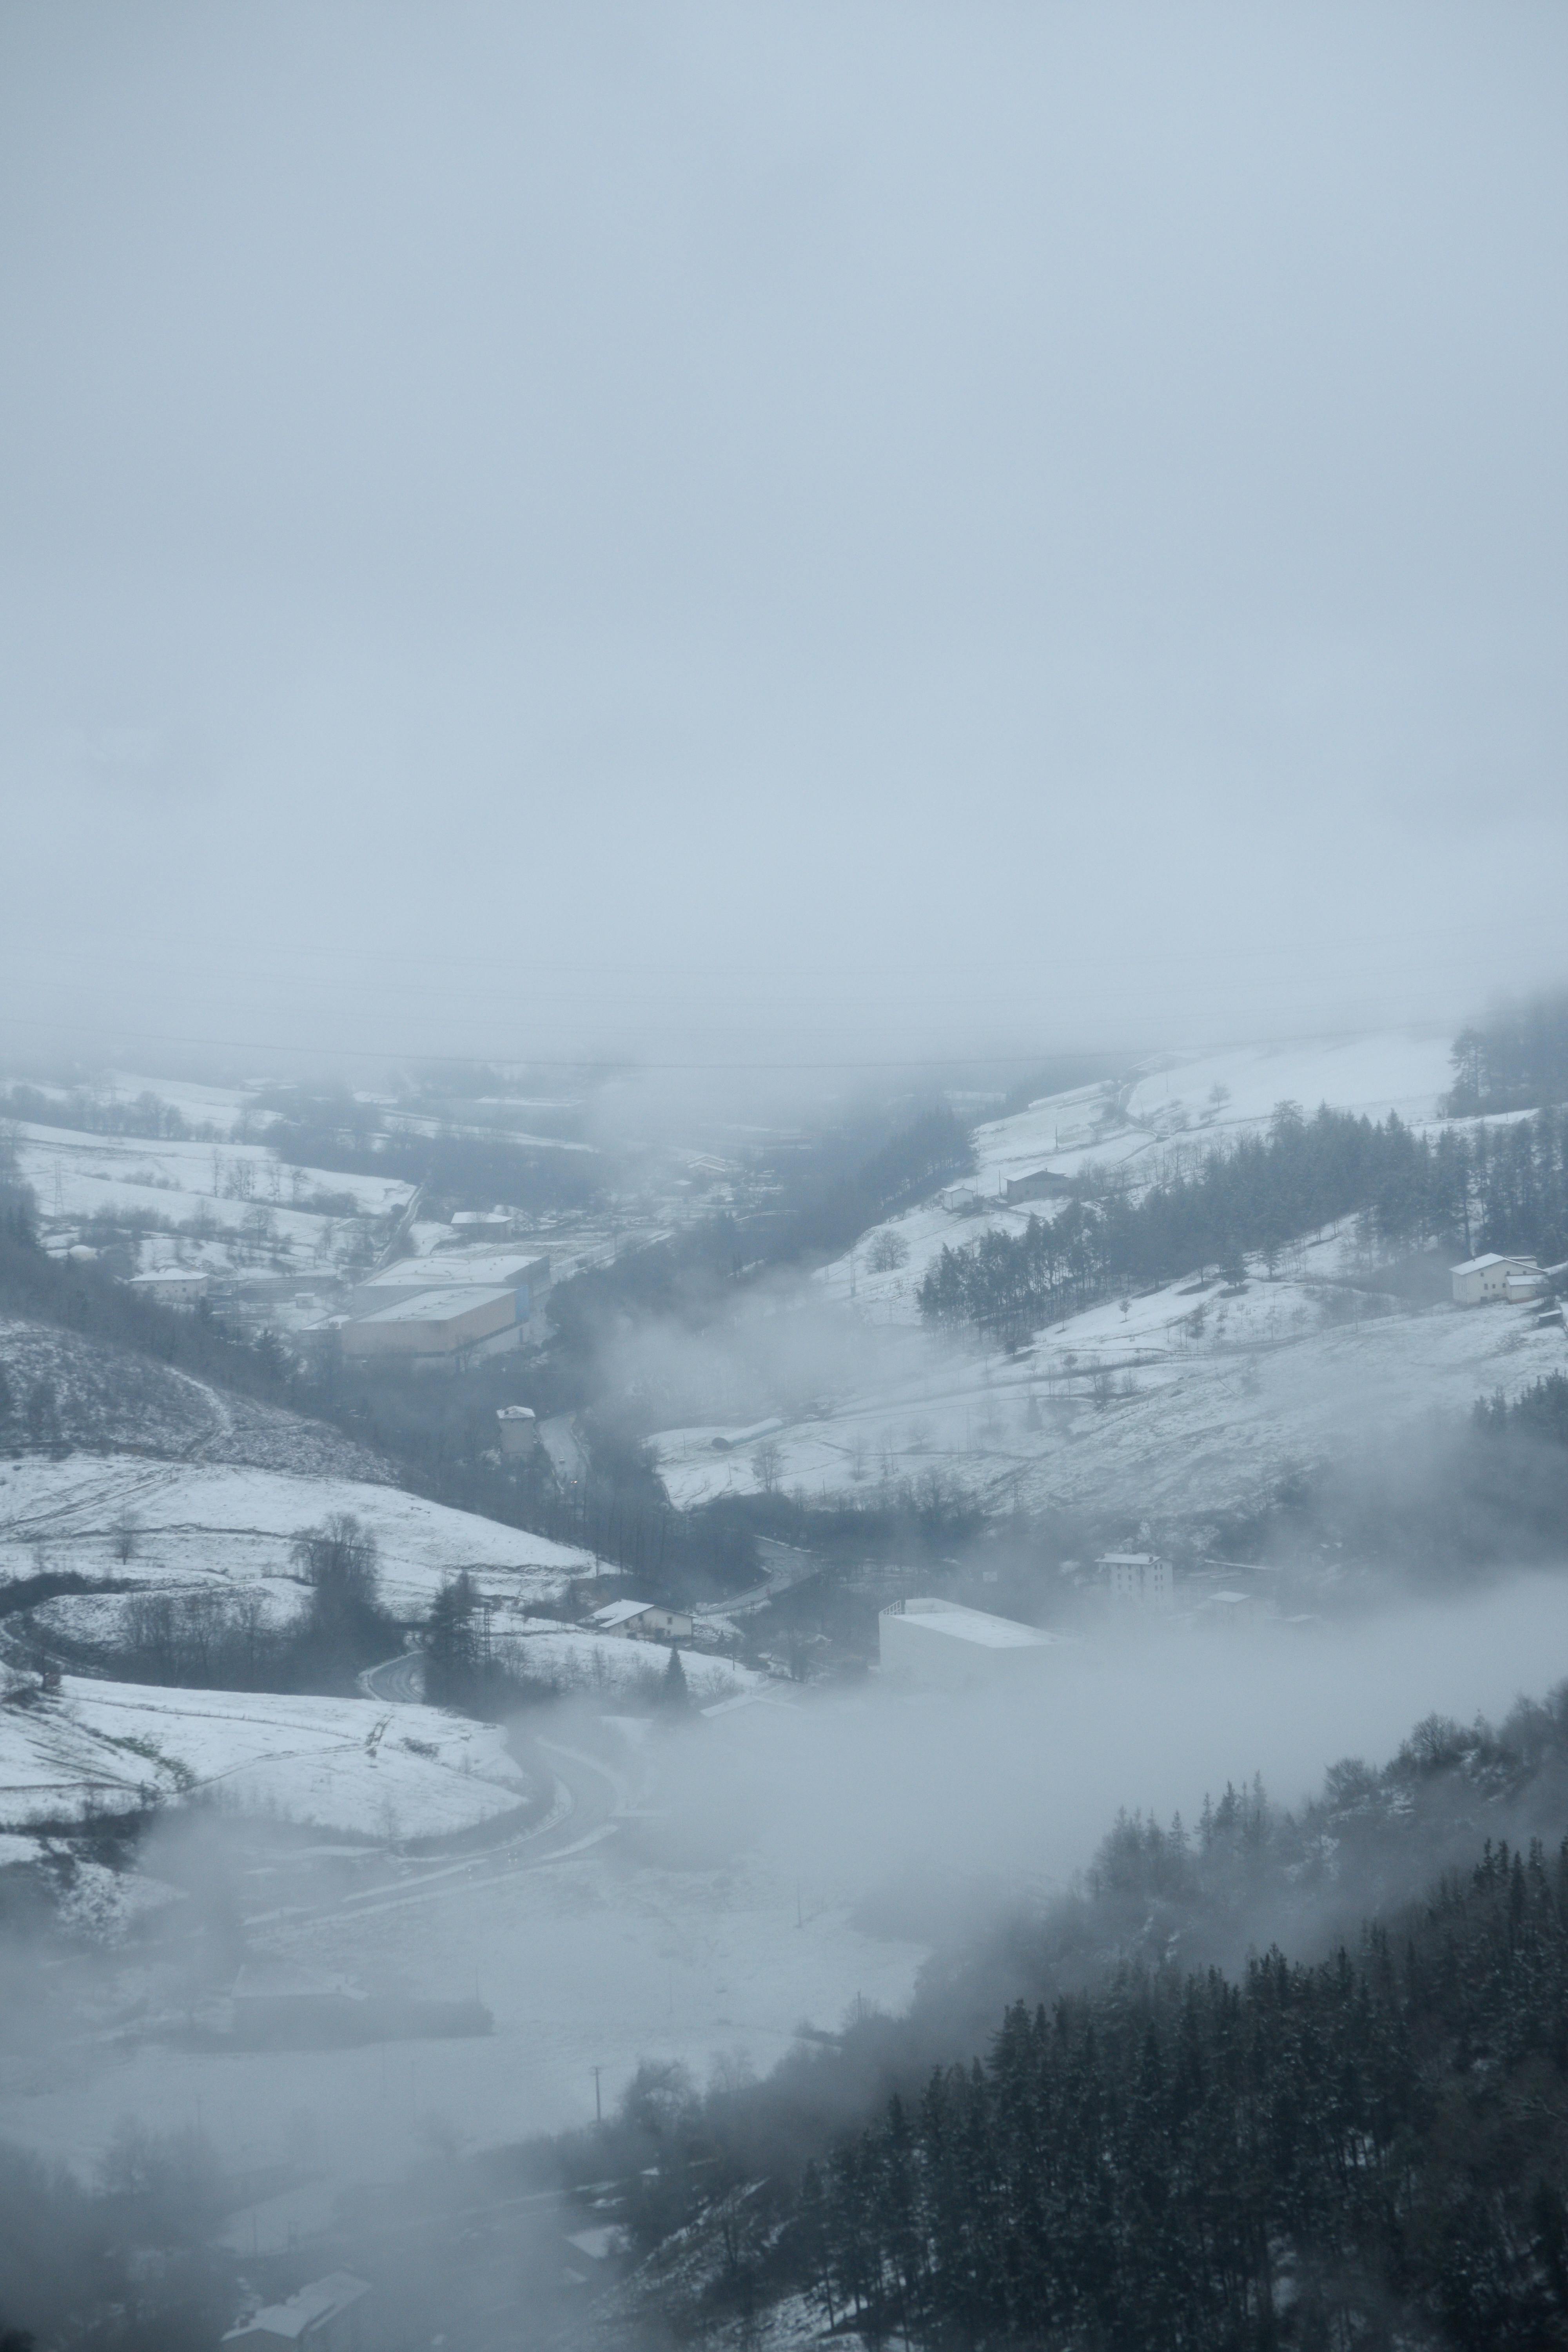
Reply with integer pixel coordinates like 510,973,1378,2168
2,3,1563,1076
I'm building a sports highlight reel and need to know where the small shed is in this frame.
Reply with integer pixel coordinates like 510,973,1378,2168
496,1405,540,1456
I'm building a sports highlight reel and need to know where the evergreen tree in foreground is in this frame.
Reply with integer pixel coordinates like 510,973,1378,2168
656,1643,691,1713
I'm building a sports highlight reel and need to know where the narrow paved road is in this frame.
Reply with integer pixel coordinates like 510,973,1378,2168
358,1649,425,1704
265,1658,634,1938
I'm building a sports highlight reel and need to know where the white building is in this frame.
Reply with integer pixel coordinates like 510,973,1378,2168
590,1598,695,1640
495,1404,540,1456
1451,1252,1539,1306
349,1250,550,1320
1098,1553,1174,1611
221,2271,370,2351
878,1597,1060,1692
127,1268,210,1307
339,1285,521,1368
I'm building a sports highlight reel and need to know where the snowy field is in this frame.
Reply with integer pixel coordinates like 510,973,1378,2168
497,1619,760,1704
818,1029,1459,1326
0,1675,529,1837
647,1027,1568,1520
12,1120,412,1274
658,1237,1567,1519
0,1697,925,2226
0,1455,597,1620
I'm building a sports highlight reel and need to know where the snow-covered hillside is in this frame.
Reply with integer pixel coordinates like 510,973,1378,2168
821,1029,1458,1327
0,1455,596,1620
655,1250,1567,1521
496,1618,759,1704
0,1318,392,1477
652,1032,1564,1524
0,1675,529,1838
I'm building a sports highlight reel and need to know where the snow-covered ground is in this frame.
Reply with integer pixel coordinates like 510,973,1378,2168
652,1028,1567,1522
639,1035,1561,1524
0,1697,926,2222
657,1259,1566,1519
0,1675,528,1838
12,1120,411,1275
0,1455,597,1620
9,1570,1568,2218
0,1318,393,1475
497,1619,760,1704
821,1029,1459,1327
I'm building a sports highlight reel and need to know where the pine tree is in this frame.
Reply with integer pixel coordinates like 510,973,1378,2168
656,1643,691,1713
425,1571,480,1705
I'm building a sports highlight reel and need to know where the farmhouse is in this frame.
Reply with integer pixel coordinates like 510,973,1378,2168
1002,1166,1072,1206
878,1597,1060,1692
1097,1552,1174,1611
221,2271,370,2351
589,1599,695,1640
127,1267,210,1307
1450,1253,1539,1306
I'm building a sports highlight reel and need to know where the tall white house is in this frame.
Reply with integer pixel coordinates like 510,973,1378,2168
1450,1253,1540,1306
878,1598,1060,1691
1098,1552,1174,1610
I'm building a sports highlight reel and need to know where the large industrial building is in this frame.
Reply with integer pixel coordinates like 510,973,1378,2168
338,1249,550,1370
878,1597,1060,1691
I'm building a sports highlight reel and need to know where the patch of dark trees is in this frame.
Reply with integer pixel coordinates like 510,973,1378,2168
0,1083,212,1142
920,1101,1568,1342
539,1688,1568,2352
1223,1372,1568,1587
1447,986,1568,1116
28,1517,401,1700
805,1840,1568,2351
261,1092,599,1214
0,1213,314,1423
758,1104,974,1265
0,2122,254,2352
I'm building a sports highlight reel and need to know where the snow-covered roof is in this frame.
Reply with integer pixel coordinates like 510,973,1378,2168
223,2271,370,2345
884,1599,1055,1650
361,1250,546,1289
590,1599,658,1628
1452,1252,1534,1275
354,1286,513,1326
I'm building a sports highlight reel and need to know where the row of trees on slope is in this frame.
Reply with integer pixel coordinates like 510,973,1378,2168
919,1102,1568,1340
1447,986,1568,1116
562,1688,1568,2352
806,1838,1568,2350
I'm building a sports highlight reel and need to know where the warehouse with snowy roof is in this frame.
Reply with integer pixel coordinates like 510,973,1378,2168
878,1598,1061,1692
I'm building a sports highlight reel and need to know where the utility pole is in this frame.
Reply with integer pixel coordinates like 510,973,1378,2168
592,2066,602,2125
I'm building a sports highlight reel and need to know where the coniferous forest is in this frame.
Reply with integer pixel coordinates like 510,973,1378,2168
805,1842,1568,2350
919,1103,1568,1341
